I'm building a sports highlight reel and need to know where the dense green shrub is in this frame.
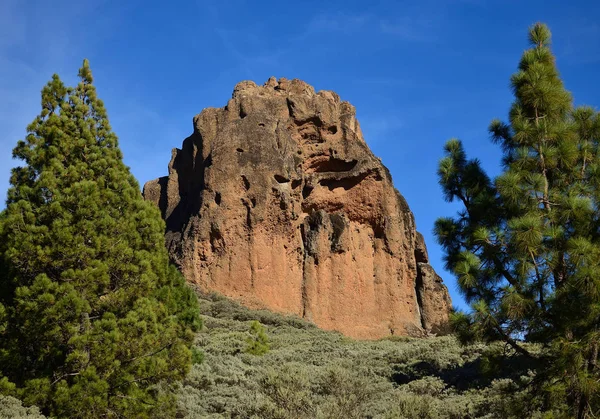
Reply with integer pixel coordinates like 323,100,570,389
245,321,270,356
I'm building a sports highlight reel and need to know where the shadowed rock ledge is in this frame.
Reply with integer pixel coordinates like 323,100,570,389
143,77,451,339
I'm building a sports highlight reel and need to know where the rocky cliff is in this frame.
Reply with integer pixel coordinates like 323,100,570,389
143,77,451,339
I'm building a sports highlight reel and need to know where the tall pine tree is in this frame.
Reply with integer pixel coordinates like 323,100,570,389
436,23,600,418
0,60,201,418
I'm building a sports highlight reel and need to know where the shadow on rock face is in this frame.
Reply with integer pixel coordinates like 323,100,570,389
143,77,452,339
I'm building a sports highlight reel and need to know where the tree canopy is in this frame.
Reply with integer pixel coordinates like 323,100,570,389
436,23,600,418
0,60,201,418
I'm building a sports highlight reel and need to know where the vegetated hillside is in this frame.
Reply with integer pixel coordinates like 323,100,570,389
178,292,552,419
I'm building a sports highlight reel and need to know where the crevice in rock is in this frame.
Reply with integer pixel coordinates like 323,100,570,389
291,179,302,189
242,199,253,230
415,256,426,329
286,99,324,128
298,116,324,127
308,157,358,173
299,211,330,320
415,232,429,264
209,224,225,254
155,176,168,219
204,153,213,168
275,128,281,150
329,213,346,253
274,174,290,183
236,148,244,153
298,126,324,145
215,192,221,205
286,98,294,118
241,175,250,191
302,184,313,199
246,205,252,230
300,222,308,318
373,222,385,240
318,171,370,191
300,200,344,215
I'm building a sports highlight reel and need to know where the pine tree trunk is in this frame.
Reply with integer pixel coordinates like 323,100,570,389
577,395,589,419
576,340,598,419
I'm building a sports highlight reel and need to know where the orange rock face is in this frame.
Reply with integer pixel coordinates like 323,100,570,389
143,77,451,339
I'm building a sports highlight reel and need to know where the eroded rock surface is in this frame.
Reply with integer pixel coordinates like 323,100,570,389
144,77,451,339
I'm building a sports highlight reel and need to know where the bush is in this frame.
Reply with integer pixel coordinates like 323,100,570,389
0,395,45,419
176,291,562,418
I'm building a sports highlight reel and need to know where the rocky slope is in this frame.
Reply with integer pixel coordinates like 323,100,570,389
143,77,451,339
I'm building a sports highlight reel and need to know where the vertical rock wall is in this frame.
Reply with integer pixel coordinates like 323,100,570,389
144,77,451,339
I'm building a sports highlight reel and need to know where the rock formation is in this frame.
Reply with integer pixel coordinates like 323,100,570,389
143,77,451,339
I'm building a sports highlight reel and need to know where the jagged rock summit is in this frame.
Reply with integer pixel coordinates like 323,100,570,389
143,77,451,339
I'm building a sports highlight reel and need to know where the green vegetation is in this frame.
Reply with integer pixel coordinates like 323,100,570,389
178,292,559,418
245,320,270,356
436,23,600,418
0,21,597,419
0,61,201,418
0,396,45,419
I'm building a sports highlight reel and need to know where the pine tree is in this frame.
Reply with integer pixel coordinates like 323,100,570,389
245,320,270,356
436,23,600,418
0,60,201,418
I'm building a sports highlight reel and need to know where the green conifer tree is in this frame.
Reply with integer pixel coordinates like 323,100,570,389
245,320,270,356
436,23,600,418
0,60,201,418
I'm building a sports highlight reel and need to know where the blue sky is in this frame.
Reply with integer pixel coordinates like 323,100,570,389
1,0,599,310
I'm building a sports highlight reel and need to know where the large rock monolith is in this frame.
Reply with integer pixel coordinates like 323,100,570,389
144,77,451,339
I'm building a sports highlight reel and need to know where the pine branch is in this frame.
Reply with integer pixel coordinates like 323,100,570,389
530,250,546,310
122,342,173,365
492,254,521,291
493,323,533,359
51,371,80,386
